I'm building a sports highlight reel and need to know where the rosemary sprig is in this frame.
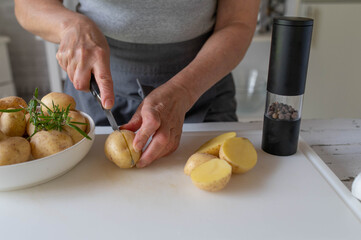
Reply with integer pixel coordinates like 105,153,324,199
0,88,91,140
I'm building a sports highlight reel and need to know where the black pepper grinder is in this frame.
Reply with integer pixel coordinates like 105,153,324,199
262,17,313,156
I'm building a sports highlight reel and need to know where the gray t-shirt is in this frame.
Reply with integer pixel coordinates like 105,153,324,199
76,0,217,44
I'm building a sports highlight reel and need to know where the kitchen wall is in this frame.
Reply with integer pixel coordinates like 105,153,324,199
1,0,361,120
0,0,50,101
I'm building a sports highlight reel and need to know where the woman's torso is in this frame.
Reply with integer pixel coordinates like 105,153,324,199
76,0,217,44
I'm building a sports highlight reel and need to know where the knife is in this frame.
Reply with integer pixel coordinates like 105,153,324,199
89,74,119,131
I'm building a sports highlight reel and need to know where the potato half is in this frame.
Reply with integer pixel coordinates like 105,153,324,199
219,137,257,174
0,137,31,166
190,158,232,192
30,130,74,159
184,152,216,176
104,130,141,168
0,109,27,137
41,92,76,112
195,132,236,156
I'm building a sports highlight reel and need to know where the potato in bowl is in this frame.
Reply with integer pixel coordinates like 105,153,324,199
0,91,95,191
0,111,95,191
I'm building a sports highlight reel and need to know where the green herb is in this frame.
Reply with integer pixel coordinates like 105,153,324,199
0,88,91,140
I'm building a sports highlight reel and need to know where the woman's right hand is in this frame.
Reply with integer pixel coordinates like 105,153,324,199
56,15,114,109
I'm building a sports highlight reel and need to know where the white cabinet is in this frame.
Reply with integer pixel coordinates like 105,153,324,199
0,36,16,98
299,1,361,119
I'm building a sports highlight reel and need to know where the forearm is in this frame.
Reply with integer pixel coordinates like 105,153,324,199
14,0,86,43
170,0,260,109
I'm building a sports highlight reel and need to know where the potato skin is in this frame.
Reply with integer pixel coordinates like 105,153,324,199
0,137,31,166
30,130,74,159
104,130,141,168
41,92,76,112
184,153,217,176
0,96,28,113
0,130,9,141
0,109,27,137
63,111,87,144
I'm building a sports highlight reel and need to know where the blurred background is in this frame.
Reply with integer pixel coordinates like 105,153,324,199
1,0,361,121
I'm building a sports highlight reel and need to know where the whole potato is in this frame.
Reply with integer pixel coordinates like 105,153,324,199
63,111,88,144
41,92,76,113
104,130,141,168
26,114,36,137
0,108,27,137
0,96,28,113
30,130,74,159
0,137,31,166
0,130,8,141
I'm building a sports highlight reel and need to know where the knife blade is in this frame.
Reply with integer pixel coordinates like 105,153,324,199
89,74,119,131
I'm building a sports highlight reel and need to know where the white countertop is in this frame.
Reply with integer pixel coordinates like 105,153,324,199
1,120,361,240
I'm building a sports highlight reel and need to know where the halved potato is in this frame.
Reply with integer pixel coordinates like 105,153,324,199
195,132,236,156
190,158,232,192
184,152,216,176
219,137,257,174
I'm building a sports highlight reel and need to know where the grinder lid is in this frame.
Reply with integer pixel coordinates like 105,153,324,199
267,17,313,96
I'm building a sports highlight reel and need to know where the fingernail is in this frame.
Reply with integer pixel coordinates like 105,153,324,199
104,100,113,109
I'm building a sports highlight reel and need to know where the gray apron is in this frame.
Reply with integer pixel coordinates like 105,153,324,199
64,32,238,126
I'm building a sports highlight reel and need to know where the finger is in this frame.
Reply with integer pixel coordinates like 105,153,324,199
56,51,68,72
132,108,161,152
93,63,114,109
136,126,171,168
66,61,76,83
72,63,92,92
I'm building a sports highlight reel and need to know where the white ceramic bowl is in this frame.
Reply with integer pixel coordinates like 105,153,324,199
0,111,95,191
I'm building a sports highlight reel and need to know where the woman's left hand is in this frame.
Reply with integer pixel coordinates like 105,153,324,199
120,81,193,168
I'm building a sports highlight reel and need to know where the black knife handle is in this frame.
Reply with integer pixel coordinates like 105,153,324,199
89,74,104,109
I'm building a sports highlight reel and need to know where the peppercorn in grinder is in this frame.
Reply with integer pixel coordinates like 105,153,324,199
262,17,313,156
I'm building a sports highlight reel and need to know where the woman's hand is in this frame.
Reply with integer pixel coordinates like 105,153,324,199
56,16,114,109
14,0,115,109
121,81,193,168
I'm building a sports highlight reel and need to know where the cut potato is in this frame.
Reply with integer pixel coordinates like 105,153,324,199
195,132,236,156
41,92,76,113
0,137,31,166
30,130,74,159
0,109,27,137
190,158,232,192
104,130,141,168
184,152,216,176
219,137,257,174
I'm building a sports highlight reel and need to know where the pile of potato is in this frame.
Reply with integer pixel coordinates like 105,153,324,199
0,93,88,166
184,132,258,192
